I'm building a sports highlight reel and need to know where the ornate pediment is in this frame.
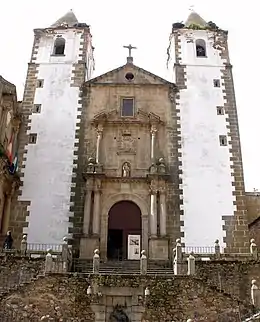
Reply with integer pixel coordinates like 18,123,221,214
92,108,162,126
84,63,176,86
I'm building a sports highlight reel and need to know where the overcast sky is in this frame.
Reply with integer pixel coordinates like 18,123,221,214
0,0,258,191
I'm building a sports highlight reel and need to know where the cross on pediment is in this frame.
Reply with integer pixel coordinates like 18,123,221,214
123,44,137,58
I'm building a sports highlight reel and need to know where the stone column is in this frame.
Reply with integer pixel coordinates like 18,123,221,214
150,126,157,160
159,187,166,237
83,189,92,235
95,127,103,164
92,184,101,235
149,185,157,237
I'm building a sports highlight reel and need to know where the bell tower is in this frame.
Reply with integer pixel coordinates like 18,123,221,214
167,11,249,253
10,10,95,244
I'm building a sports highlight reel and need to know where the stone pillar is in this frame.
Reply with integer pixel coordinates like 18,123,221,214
95,128,103,164
187,253,195,275
173,239,182,275
83,189,92,235
250,239,258,260
150,126,157,160
92,184,101,235
45,249,53,274
149,186,157,237
251,279,260,308
93,249,100,274
20,234,27,255
159,187,166,236
140,250,147,275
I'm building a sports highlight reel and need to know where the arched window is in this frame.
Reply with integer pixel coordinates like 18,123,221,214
53,37,65,55
196,39,206,57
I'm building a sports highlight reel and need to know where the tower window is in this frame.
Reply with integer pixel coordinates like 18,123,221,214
213,79,220,87
121,98,134,117
36,79,44,88
196,39,206,57
33,104,41,113
29,133,37,144
219,135,227,146
53,37,65,55
217,106,224,115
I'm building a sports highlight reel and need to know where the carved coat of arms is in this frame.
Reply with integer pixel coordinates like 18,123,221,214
116,135,137,155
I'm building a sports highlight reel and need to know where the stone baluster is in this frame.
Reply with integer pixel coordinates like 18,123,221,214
20,234,27,255
159,186,167,237
251,279,260,308
140,250,147,275
187,252,195,275
149,184,157,237
93,249,100,274
150,126,157,160
250,239,258,260
83,186,92,235
92,183,101,235
95,127,103,164
173,239,182,275
45,249,53,274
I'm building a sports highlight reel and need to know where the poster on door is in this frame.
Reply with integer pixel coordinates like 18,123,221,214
127,235,141,260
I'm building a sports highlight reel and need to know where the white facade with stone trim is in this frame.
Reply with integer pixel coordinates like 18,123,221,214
169,28,236,247
19,18,94,244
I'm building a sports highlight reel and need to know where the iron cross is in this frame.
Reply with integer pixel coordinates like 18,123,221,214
123,44,137,57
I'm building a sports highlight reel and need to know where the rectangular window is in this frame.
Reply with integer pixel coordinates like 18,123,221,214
121,98,134,117
36,79,44,88
216,106,224,115
29,133,37,144
219,135,227,146
33,104,41,113
213,79,220,87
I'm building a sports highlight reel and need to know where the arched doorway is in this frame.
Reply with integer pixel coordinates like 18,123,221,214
107,201,142,260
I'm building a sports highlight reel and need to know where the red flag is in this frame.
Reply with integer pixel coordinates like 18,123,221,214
6,133,13,163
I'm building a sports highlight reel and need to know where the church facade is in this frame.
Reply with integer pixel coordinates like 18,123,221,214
9,10,250,259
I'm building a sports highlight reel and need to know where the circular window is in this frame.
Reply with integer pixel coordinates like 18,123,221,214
125,72,134,81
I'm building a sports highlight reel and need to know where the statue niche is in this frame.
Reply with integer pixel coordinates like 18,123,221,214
109,306,130,322
122,162,131,177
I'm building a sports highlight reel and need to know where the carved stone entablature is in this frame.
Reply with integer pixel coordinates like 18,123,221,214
91,108,163,126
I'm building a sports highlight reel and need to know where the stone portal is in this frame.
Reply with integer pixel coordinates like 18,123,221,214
107,201,141,260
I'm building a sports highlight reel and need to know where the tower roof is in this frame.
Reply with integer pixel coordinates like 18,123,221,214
50,10,78,28
185,11,207,27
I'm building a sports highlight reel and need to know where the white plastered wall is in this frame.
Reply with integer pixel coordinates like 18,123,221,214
19,29,84,244
173,30,236,247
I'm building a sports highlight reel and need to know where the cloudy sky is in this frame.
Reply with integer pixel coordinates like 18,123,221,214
0,0,258,190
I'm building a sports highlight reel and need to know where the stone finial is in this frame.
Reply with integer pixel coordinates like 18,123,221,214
214,239,220,256
63,236,68,244
93,249,100,274
144,287,150,296
45,249,53,274
250,239,258,259
140,250,147,275
173,239,182,275
251,279,260,307
20,234,27,254
87,285,92,295
187,252,195,275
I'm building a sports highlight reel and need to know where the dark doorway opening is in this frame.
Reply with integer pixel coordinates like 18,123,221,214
107,201,142,260
107,229,123,260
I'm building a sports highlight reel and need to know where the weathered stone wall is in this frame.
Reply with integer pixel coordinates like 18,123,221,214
0,273,254,322
246,192,260,224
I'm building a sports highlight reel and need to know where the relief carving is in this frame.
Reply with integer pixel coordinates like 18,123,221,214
117,135,137,155
122,162,131,177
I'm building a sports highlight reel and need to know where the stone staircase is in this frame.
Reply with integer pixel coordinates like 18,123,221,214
73,259,174,275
